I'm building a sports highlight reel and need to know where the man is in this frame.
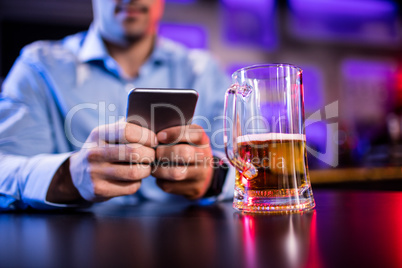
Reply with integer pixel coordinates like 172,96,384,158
0,0,234,210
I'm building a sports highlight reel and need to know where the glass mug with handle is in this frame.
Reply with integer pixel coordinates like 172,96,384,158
224,64,315,213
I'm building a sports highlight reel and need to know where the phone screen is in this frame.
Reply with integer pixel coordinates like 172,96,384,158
126,88,198,133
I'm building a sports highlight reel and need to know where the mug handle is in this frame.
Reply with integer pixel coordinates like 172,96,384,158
224,84,258,180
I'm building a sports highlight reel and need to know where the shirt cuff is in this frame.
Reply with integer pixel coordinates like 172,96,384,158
202,150,235,203
216,151,235,202
21,152,79,209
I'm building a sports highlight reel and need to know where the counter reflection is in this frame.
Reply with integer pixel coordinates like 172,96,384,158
234,211,320,268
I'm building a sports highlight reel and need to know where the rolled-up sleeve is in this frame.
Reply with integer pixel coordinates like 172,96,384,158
0,152,72,210
0,56,72,210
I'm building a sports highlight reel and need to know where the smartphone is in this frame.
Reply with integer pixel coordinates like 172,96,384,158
126,88,199,133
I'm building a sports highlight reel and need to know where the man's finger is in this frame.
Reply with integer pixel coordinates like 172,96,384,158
156,124,209,146
91,177,142,200
98,122,158,147
91,162,152,181
124,122,158,146
151,165,208,181
87,144,155,163
155,179,204,199
156,144,207,164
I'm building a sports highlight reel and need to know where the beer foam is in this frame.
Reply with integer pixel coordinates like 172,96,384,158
237,133,306,143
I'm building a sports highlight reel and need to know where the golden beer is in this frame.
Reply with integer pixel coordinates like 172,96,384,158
234,133,313,209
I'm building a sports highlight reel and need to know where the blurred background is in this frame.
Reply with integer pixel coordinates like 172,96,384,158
0,0,401,171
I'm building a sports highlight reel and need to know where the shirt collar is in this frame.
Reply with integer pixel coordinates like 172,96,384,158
150,38,171,64
78,25,171,65
77,25,109,63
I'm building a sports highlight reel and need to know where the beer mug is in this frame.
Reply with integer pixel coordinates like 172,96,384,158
224,64,315,213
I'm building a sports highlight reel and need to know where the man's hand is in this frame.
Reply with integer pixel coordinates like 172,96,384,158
152,124,214,200
47,122,157,203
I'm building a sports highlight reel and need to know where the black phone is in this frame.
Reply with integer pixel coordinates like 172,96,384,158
126,88,199,133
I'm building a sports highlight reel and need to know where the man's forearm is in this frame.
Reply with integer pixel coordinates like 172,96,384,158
46,157,86,204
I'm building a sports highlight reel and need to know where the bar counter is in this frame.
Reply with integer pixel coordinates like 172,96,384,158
1,186,401,268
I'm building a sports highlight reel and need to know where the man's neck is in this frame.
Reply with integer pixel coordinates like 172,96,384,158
104,34,155,79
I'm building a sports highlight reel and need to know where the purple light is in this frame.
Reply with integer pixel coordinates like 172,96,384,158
340,58,396,113
221,0,274,8
301,66,327,168
305,121,328,168
301,65,325,112
158,23,208,49
342,59,396,79
289,0,397,19
220,0,277,50
288,0,399,45
340,58,397,152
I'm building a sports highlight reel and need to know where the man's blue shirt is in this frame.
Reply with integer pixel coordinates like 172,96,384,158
0,26,234,210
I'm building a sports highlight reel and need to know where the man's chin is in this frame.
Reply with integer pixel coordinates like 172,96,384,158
121,26,148,40
102,24,154,45
123,28,156,42
124,33,145,43
102,32,144,47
